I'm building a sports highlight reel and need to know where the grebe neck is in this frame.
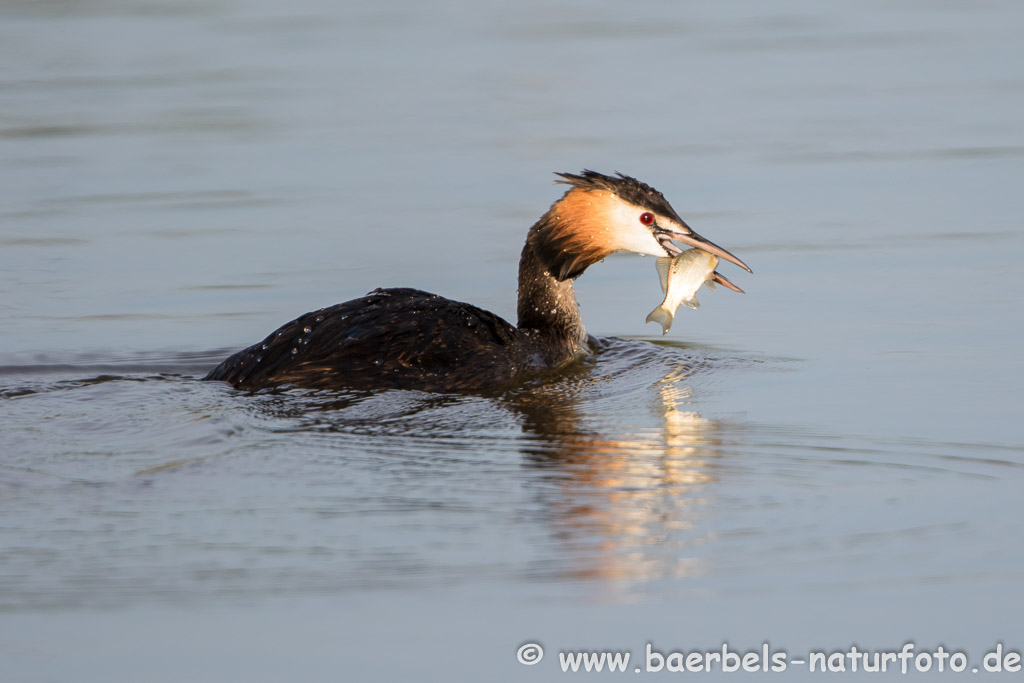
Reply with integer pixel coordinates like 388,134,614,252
516,240,587,351
515,195,616,358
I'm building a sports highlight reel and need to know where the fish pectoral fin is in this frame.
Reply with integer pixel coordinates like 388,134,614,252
646,306,674,335
654,257,673,295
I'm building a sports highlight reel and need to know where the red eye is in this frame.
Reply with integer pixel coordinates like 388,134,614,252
639,212,655,226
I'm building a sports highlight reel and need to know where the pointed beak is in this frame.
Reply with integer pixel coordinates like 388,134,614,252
658,224,752,273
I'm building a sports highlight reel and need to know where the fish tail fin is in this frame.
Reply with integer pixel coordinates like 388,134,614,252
645,305,674,334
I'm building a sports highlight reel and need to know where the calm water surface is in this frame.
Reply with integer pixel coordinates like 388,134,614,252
2,1,1023,681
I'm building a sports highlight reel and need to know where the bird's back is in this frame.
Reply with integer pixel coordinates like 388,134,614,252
204,288,540,392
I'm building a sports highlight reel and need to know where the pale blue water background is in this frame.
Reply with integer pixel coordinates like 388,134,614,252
2,1,1023,680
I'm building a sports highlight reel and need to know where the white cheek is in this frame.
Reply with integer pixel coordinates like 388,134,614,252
608,202,667,256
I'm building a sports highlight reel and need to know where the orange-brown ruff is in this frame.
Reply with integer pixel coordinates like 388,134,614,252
530,189,626,279
205,171,750,392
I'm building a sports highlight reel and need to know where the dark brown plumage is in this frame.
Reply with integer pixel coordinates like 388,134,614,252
204,288,547,391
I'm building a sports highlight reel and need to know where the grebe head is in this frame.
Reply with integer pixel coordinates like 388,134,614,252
533,170,752,281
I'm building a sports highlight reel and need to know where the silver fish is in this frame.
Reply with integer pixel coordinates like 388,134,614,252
645,249,719,334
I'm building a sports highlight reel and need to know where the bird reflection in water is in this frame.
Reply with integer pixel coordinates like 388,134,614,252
238,346,728,591
509,360,723,588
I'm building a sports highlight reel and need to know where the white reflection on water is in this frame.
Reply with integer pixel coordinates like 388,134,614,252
513,364,722,586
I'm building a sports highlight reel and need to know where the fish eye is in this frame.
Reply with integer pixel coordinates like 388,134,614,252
639,212,655,226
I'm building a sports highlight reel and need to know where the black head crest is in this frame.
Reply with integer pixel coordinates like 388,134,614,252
555,170,684,224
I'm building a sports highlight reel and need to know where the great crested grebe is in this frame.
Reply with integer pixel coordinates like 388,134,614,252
204,171,751,392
